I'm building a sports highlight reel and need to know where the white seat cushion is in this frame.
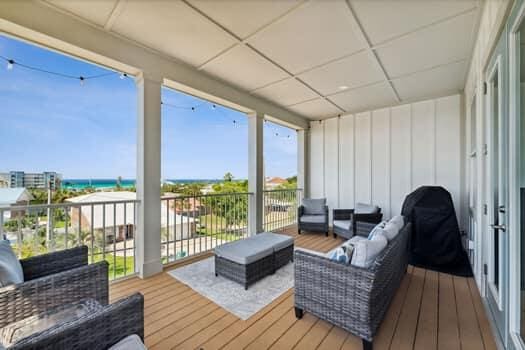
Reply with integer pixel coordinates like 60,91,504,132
215,239,273,265
252,232,294,251
0,240,24,287
299,215,325,224
109,335,147,350
333,220,351,230
351,233,388,268
355,202,379,214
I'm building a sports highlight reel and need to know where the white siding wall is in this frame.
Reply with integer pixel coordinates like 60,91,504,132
308,94,463,224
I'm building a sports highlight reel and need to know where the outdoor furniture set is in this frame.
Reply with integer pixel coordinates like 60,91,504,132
0,243,145,350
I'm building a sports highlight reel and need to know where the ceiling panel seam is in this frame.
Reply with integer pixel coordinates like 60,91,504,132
344,0,401,103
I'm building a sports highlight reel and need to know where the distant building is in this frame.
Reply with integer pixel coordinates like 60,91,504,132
0,173,9,188
66,191,195,243
0,188,34,218
6,171,62,190
265,176,287,189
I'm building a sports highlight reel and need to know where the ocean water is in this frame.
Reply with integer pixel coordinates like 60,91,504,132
62,179,222,190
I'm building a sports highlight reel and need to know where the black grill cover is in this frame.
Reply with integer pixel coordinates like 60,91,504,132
401,186,473,277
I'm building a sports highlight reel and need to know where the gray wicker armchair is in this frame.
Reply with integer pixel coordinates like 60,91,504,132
0,246,144,350
294,222,411,350
298,198,329,236
333,205,383,239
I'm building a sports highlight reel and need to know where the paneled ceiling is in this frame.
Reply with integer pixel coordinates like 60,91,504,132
45,0,481,120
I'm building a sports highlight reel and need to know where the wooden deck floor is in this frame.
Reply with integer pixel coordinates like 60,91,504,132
109,226,497,350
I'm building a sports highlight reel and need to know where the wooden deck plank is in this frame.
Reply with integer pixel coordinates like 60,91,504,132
454,276,486,350
373,266,414,350
468,278,498,350
107,227,496,350
269,313,317,350
221,295,294,349
292,319,333,350
438,273,461,350
316,326,349,350
198,290,293,350
245,308,298,350
389,267,426,350
414,269,439,350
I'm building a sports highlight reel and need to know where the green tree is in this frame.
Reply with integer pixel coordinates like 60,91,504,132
223,172,234,182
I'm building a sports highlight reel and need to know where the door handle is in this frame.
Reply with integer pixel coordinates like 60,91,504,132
498,205,506,213
491,224,506,232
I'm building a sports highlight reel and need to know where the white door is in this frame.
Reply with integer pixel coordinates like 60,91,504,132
484,26,509,343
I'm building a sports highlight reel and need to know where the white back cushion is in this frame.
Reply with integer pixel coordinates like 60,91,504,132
351,233,388,268
382,222,400,241
355,202,379,214
0,240,24,287
390,215,404,230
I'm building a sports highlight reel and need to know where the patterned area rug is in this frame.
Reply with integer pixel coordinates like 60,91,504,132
168,257,294,320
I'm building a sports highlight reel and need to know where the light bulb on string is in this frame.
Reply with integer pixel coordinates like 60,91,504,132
119,73,127,80
6,59,14,70
212,104,216,109
79,76,85,86
191,107,195,112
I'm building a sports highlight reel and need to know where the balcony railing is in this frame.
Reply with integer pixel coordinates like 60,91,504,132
160,192,251,264
0,199,138,280
263,189,302,231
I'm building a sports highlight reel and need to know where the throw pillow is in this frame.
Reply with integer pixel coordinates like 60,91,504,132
329,244,354,264
0,240,24,287
367,221,387,240
355,202,379,214
351,233,388,268
382,221,400,241
302,198,326,215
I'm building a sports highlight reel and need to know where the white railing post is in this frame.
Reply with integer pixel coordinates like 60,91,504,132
248,111,264,235
135,73,163,278
297,129,309,199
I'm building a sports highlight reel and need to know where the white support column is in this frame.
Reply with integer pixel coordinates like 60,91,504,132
297,129,309,199
135,73,163,278
248,111,264,235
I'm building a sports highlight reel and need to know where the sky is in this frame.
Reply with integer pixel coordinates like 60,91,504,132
0,34,297,180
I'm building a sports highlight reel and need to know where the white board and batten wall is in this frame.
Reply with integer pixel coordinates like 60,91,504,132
308,94,463,226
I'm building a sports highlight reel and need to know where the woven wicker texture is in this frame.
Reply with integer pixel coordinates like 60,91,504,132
294,223,411,342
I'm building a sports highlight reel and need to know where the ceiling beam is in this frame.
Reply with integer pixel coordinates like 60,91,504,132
104,0,126,31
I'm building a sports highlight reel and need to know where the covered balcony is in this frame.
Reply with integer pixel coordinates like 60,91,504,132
0,0,523,349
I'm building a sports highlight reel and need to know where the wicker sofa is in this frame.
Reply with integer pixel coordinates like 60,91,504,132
0,246,144,350
294,221,411,350
333,204,383,239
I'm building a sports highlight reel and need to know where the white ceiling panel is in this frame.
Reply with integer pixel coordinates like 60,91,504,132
351,0,478,45
328,82,396,113
392,60,467,102
187,0,302,39
254,78,318,106
298,51,384,95
375,11,476,78
288,98,342,120
202,45,288,91
110,1,238,67
248,0,365,74
46,0,118,27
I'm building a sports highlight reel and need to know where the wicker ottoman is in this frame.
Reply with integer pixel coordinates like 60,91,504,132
215,232,294,290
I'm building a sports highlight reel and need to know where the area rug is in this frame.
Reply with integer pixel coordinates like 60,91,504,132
168,257,294,320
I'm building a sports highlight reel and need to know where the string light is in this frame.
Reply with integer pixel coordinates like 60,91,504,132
0,54,124,83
